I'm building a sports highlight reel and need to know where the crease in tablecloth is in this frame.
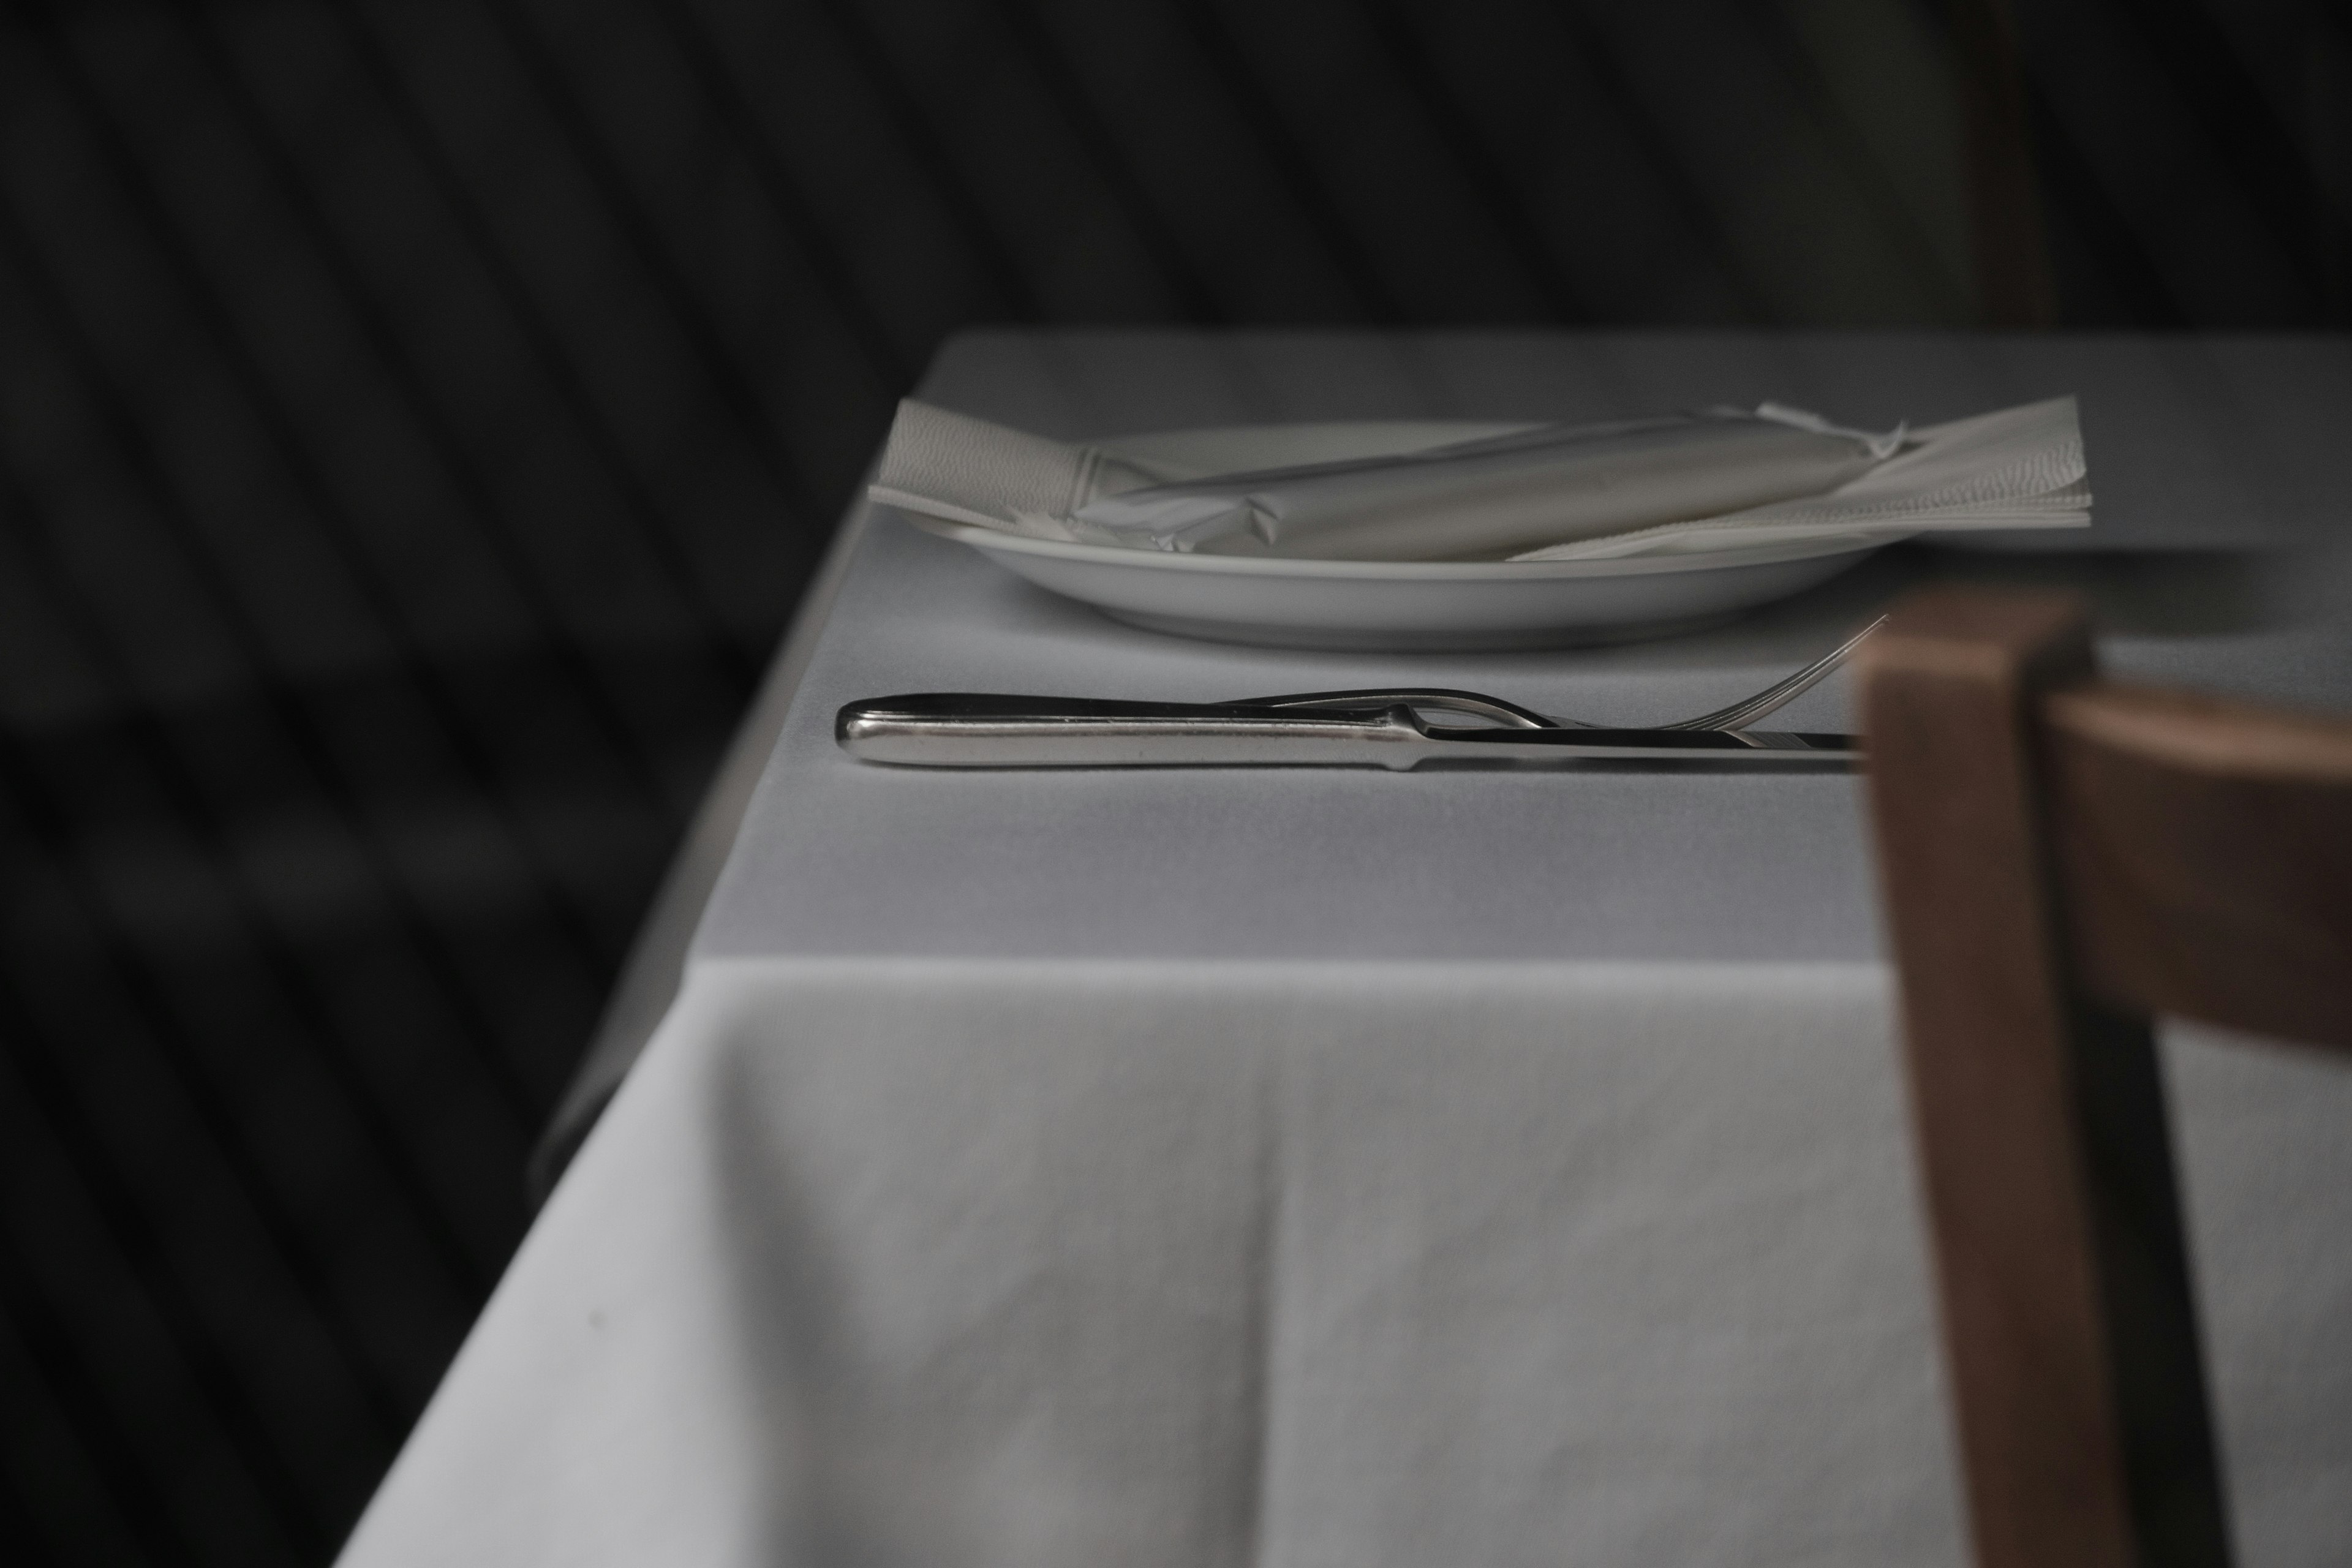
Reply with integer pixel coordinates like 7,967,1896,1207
348,954,2352,1568
344,955,1973,1568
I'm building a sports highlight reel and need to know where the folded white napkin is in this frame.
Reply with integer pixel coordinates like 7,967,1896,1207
869,395,2089,563
1510,396,2089,560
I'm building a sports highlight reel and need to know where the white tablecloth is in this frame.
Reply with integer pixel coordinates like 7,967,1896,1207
345,333,2352,1567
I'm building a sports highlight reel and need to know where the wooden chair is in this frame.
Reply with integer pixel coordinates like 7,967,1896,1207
1859,586,2352,1568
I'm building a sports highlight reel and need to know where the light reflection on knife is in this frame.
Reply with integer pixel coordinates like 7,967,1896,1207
836,694,1859,769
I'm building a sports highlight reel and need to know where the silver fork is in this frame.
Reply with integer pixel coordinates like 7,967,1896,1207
836,617,1884,769
1227,614,1885,732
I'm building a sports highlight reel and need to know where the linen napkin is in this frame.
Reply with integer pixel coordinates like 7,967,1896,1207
1510,396,2089,560
869,395,2088,562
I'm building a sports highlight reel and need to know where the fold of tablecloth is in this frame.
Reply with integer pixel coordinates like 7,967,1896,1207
347,957,2352,1568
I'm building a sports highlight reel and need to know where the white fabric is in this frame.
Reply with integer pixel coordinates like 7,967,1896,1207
357,960,1969,1567
350,332,2352,1568
1517,396,2089,559
348,962,2352,1568
1062,412,1887,559
870,393,2086,562
870,399,1173,538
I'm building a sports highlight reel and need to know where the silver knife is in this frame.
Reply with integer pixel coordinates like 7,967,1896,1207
837,694,1860,769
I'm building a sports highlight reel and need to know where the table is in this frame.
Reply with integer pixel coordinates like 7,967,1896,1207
344,333,2352,1568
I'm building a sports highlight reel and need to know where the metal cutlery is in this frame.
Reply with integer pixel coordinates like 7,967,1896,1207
1223,614,1883,733
835,617,1881,771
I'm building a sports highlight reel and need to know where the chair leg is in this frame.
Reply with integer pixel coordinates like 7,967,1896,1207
1863,589,2228,1567
2067,1001,2231,1568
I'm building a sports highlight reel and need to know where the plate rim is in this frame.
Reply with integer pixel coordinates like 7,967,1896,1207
898,511,1906,581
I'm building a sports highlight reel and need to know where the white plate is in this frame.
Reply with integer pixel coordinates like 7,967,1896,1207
902,420,1900,651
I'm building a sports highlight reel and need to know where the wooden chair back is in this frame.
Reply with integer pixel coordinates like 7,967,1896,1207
1860,586,2352,1568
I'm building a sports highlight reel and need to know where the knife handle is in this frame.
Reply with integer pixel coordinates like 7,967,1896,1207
837,694,1428,769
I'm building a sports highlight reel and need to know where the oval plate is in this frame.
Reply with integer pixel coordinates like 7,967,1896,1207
901,420,1901,651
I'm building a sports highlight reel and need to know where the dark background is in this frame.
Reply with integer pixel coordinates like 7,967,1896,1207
0,1,2344,1562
